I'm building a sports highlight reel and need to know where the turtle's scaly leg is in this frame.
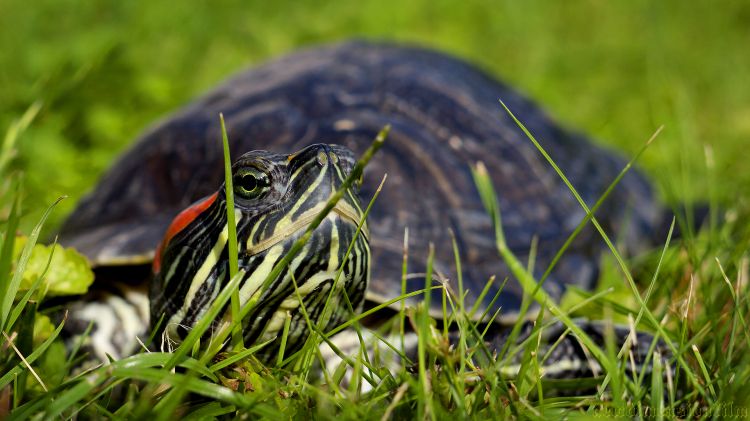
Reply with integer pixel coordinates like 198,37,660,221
61,283,150,366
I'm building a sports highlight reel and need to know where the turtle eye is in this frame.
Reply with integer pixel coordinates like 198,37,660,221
234,168,269,199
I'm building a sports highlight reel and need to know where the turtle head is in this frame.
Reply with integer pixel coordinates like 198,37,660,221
150,143,370,358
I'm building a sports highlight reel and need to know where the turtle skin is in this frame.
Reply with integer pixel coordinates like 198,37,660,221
59,40,664,321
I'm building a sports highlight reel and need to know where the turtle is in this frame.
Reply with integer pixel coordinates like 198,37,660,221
57,41,668,377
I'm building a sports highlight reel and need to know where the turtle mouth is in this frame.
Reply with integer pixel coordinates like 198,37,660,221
245,200,366,256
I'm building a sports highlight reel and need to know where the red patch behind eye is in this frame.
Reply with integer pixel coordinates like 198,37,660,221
152,192,218,274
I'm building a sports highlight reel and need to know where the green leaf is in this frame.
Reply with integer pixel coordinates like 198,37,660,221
12,236,94,298
33,313,55,345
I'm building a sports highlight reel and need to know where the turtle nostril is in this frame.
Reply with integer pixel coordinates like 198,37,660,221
316,150,329,166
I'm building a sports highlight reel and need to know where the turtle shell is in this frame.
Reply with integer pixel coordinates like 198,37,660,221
58,41,663,320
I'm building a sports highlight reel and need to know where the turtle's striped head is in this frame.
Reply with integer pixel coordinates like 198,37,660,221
150,143,370,359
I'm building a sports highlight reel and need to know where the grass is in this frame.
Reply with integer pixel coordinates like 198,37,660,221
2,2,750,419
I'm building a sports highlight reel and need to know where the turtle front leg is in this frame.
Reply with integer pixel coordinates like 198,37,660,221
59,283,150,367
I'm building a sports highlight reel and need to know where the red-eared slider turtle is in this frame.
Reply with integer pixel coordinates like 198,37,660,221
58,41,666,375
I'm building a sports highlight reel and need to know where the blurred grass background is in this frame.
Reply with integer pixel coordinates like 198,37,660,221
1,0,748,232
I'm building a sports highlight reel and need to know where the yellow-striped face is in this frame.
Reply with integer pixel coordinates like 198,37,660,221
150,144,370,360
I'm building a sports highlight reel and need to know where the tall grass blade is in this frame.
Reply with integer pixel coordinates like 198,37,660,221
650,351,664,421
6,237,58,329
472,161,617,377
399,228,409,355
0,315,66,389
417,244,435,421
0,102,41,174
0,187,21,324
209,338,275,372
219,113,243,350
165,269,245,370
498,100,700,389
1,196,64,331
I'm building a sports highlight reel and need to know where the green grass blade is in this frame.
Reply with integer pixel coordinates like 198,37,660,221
691,344,716,401
448,230,469,412
417,244,435,421
219,113,243,350
183,402,236,420
498,100,701,389
650,351,665,421
536,126,663,287
286,271,379,387
494,129,661,372
1,196,64,331
6,237,58,329
325,288,439,337
114,352,218,380
164,268,245,370
0,101,41,174
0,314,66,389
209,338,275,372
467,275,500,320
275,310,292,366
472,276,507,328
113,367,255,408
7,394,54,421
0,186,21,325
471,161,617,377
399,228,409,355
43,375,105,419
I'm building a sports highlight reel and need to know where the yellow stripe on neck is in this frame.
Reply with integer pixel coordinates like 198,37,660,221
166,209,242,339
